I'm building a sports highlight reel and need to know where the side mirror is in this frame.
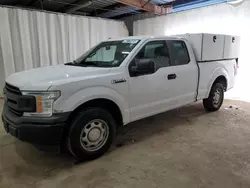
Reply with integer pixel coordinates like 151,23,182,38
131,59,155,76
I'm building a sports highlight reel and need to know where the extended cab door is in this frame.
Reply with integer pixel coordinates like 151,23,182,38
165,40,198,107
128,39,198,122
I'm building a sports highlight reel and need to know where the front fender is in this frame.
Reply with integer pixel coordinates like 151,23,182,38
205,67,229,98
54,86,130,124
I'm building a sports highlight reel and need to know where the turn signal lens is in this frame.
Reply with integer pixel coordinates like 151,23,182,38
36,96,43,113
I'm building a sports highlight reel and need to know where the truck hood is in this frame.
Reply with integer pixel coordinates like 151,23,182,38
6,64,111,90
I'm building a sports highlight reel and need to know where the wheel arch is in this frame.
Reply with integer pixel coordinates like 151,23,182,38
56,86,130,124
61,97,124,146
205,68,229,98
67,98,124,128
213,76,227,91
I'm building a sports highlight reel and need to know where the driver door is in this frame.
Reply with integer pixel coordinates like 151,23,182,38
128,40,171,121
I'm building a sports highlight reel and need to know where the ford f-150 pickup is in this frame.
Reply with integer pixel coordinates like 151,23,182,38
2,34,240,160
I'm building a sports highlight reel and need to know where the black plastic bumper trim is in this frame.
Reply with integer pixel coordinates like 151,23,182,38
2,102,71,145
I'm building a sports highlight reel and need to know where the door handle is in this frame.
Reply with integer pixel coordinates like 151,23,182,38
168,74,176,80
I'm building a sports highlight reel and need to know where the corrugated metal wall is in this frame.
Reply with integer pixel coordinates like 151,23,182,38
0,6,128,90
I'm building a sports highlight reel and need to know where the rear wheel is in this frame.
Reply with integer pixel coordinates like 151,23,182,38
203,83,224,112
67,108,116,160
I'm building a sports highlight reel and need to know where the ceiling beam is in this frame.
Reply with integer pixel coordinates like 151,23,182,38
89,3,125,16
60,0,91,13
118,0,172,15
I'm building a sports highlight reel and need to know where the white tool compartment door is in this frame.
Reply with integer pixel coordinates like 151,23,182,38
202,34,225,61
223,35,240,59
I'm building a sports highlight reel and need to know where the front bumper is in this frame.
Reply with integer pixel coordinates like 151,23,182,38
2,102,70,145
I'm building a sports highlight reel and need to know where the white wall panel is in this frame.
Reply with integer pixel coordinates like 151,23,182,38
37,12,50,68
133,1,250,101
19,10,33,71
0,8,15,76
0,37,5,93
133,3,246,36
0,7,128,89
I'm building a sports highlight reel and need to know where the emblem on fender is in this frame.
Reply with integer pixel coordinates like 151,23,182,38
111,78,127,84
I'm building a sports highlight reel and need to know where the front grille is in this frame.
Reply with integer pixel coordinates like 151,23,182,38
9,108,23,116
5,83,22,95
4,82,23,116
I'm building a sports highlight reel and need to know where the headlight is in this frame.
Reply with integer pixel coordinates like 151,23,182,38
22,91,60,117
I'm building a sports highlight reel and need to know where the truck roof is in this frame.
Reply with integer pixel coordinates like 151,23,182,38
108,35,184,41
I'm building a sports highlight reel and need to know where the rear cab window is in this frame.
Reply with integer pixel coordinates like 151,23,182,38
167,40,190,66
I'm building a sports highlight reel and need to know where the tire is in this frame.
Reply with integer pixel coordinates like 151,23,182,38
67,108,116,161
203,83,224,112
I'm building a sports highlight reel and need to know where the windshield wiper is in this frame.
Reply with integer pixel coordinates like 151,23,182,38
65,61,98,67
81,61,98,67
65,60,77,66
65,62,73,65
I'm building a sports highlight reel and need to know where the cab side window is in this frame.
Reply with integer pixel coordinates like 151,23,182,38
132,40,170,70
167,40,190,66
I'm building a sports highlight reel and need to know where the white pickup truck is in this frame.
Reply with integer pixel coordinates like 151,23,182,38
2,34,239,160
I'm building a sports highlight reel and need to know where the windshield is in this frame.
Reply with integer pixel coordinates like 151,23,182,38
68,39,141,67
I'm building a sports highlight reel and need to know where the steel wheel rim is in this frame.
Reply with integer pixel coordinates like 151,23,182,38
213,89,221,107
80,119,109,152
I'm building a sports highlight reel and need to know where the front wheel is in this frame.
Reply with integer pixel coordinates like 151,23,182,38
67,108,116,160
203,83,224,112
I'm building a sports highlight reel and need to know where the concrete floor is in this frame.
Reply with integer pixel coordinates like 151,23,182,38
1,99,250,188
